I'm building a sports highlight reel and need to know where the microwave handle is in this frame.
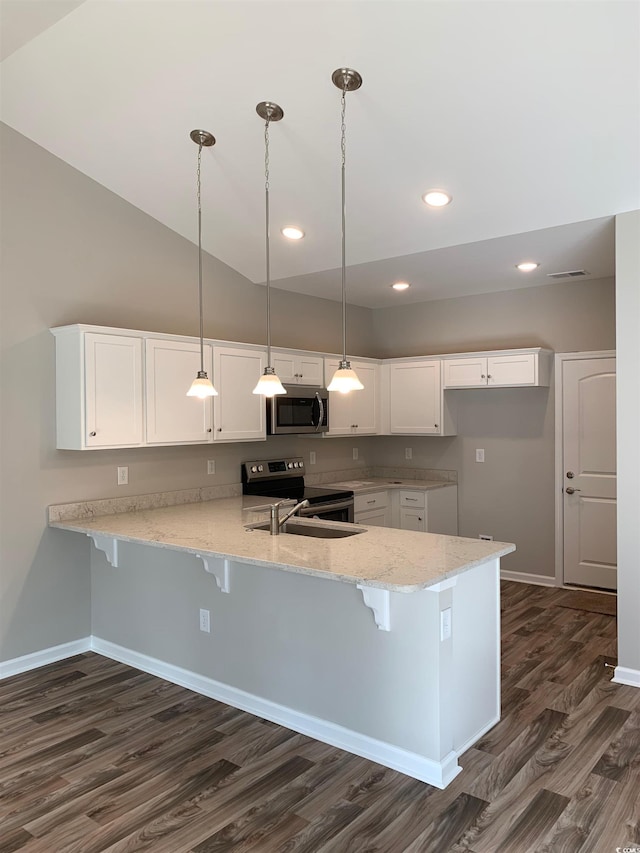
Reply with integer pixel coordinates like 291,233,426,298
314,392,324,432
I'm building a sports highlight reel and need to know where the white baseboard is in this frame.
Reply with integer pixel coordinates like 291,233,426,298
455,714,500,758
500,570,558,587
92,636,461,789
612,666,640,689
0,637,91,680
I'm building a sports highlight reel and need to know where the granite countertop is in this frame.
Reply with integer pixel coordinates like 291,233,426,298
324,478,456,495
49,494,514,593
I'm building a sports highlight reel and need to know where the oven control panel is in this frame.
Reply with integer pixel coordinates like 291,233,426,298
243,457,305,481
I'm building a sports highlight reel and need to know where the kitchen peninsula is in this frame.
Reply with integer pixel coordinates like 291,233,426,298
49,492,515,789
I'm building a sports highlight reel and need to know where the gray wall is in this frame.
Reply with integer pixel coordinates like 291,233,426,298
369,279,616,579
615,210,640,676
0,124,376,662
0,123,617,663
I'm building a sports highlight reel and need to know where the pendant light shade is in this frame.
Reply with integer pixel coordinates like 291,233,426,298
253,101,287,397
187,129,218,399
327,68,364,395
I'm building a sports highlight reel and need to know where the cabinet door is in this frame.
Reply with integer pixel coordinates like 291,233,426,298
487,353,536,386
85,333,143,448
400,507,426,532
389,361,441,434
350,363,378,433
213,346,266,442
355,507,391,527
324,358,353,435
443,358,488,388
325,359,378,435
297,355,324,386
272,351,324,386
145,339,213,444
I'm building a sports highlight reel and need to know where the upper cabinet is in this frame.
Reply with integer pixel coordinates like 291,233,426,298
52,327,143,450
145,338,213,444
386,359,457,436
443,349,552,389
272,350,324,387
324,359,379,435
51,326,266,449
212,345,266,442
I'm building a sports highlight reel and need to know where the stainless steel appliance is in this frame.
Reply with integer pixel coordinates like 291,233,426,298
242,456,354,522
266,386,329,435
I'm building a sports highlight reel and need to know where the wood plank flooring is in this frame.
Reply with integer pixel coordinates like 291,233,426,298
1,581,638,852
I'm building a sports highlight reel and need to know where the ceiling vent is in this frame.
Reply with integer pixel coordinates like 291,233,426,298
546,269,590,279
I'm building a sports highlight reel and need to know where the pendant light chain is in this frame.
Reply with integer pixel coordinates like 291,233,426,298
196,142,205,375
264,115,272,366
340,86,347,364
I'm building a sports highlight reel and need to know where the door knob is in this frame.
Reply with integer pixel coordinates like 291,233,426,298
566,471,575,479
565,487,582,495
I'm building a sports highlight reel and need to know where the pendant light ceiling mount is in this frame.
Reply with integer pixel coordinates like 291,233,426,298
252,101,287,397
327,67,364,395
331,68,363,92
189,129,215,148
186,129,218,399
256,101,284,123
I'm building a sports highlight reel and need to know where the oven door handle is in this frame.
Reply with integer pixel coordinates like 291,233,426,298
313,392,324,432
297,499,354,517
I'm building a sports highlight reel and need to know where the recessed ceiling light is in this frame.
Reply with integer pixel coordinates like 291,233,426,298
392,281,411,291
516,262,539,272
422,190,452,207
282,226,305,240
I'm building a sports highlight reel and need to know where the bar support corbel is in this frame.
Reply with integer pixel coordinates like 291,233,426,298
89,533,119,567
356,584,390,631
197,555,231,593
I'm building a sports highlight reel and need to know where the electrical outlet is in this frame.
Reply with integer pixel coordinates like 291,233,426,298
117,466,128,486
199,608,210,633
352,447,359,461
405,447,412,460
207,459,216,475
476,449,485,463
440,607,452,641
479,534,493,541
309,451,316,465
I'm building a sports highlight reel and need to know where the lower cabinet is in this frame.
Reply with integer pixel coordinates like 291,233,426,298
395,486,458,535
354,486,458,534
354,491,391,526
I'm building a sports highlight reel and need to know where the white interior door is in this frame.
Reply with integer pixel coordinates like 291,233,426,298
562,356,617,590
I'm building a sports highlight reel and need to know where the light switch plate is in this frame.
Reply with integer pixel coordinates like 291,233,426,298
476,449,485,463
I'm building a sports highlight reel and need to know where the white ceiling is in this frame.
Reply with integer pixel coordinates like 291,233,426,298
1,1,638,308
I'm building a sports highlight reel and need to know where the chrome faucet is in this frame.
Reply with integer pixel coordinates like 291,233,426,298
269,499,310,535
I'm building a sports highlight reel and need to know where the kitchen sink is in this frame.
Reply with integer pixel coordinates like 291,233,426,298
247,521,365,539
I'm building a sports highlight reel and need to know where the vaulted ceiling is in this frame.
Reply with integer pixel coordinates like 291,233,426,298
1,1,637,307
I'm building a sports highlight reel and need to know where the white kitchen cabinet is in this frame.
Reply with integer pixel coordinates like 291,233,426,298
443,349,552,388
387,360,456,436
272,350,324,387
145,338,213,444
212,345,266,442
325,359,379,435
394,486,458,535
354,491,391,527
51,326,143,449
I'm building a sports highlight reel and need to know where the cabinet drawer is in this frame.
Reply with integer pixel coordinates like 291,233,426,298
399,490,425,508
354,491,389,512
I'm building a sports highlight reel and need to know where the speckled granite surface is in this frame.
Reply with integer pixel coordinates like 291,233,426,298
49,494,514,593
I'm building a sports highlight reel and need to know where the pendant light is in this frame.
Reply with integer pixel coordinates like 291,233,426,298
327,68,364,394
187,129,218,398
253,101,287,397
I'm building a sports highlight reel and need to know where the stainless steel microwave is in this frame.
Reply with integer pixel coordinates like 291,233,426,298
266,386,329,435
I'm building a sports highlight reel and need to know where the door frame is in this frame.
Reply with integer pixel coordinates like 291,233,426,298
554,351,616,588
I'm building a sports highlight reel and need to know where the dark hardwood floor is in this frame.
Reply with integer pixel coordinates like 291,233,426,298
1,581,638,852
